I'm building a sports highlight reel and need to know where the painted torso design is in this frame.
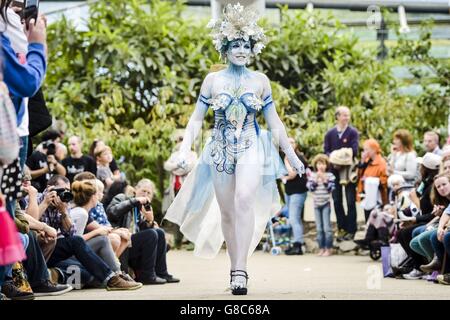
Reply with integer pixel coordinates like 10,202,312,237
199,90,273,174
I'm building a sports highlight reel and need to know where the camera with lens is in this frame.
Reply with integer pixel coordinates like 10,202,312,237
42,140,57,156
53,188,74,203
144,202,152,211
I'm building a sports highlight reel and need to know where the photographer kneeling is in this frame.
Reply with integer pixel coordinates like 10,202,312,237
107,179,180,285
37,175,141,290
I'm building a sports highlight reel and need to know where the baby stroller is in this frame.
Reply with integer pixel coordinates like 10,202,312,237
262,205,291,255
355,205,396,261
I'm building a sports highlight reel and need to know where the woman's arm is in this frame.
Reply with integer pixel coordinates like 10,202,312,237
178,74,213,156
261,74,304,175
283,157,297,181
437,212,450,241
394,152,417,181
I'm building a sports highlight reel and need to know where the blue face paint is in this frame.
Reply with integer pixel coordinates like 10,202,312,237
226,39,251,76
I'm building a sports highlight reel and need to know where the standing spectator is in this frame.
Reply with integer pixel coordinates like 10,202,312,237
26,137,66,193
307,154,336,256
388,129,417,186
89,139,121,179
283,137,309,255
324,106,359,241
62,136,97,183
357,139,388,222
94,145,116,190
1,7,46,170
162,133,197,248
1,7,47,218
107,179,180,285
423,131,442,156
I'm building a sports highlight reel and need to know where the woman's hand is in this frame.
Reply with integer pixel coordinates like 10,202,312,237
24,15,47,45
22,185,38,198
437,227,445,242
42,224,57,240
432,205,445,217
96,226,113,236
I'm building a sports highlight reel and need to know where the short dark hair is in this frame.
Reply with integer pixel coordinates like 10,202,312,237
41,130,61,143
47,175,70,187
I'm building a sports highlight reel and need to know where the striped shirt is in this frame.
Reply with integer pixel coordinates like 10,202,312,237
307,172,335,208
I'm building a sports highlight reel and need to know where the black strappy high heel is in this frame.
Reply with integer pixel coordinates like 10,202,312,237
230,270,248,295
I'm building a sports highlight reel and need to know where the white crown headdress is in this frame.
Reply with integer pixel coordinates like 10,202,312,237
207,3,267,57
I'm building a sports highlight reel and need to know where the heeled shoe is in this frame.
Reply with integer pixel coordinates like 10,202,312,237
230,270,248,296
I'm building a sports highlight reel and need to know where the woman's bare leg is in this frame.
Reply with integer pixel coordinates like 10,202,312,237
212,172,237,271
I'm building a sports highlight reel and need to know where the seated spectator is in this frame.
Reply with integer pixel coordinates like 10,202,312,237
432,201,450,284
441,155,450,174
53,180,140,289
398,153,441,280
26,135,66,193
388,174,413,218
62,136,97,183
94,145,118,189
409,173,450,275
89,139,121,179
107,179,180,284
388,129,418,186
423,131,442,156
307,154,335,257
36,175,141,290
73,174,131,258
91,179,131,258
357,139,388,222
102,180,128,209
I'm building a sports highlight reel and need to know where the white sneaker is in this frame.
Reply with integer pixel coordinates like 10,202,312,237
402,269,424,280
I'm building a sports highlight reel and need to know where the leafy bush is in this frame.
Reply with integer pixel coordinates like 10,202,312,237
44,0,449,217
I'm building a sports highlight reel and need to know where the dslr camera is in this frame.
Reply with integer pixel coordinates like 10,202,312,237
42,140,57,156
144,202,152,212
52,188,74,203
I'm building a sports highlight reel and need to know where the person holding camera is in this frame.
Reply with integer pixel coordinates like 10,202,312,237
27,136,66,193
35,175,142,290
107,178,180,285
324,106,359,241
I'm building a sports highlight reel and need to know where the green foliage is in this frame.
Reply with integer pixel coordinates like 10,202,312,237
44,0,450,214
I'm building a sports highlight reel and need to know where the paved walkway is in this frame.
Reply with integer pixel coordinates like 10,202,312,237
39,250,449,300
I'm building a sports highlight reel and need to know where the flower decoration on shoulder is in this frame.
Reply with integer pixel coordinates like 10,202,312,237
207,2,267,57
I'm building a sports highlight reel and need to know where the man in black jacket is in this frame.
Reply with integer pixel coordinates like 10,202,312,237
106,179,179,285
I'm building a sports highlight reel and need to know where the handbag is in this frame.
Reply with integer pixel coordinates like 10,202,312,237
381,243,409,278
0,81,19,166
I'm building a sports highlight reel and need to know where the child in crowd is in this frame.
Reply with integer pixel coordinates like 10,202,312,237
95,146,116,190
307,154,336,256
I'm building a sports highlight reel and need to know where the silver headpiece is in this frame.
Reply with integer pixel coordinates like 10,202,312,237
207,3,267,57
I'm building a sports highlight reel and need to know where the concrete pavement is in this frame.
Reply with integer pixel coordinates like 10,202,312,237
38,250,450,300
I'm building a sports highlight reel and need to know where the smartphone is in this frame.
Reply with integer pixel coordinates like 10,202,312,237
23,0,39,29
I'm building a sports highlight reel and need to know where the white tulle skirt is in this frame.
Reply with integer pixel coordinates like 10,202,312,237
164,129,287,259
